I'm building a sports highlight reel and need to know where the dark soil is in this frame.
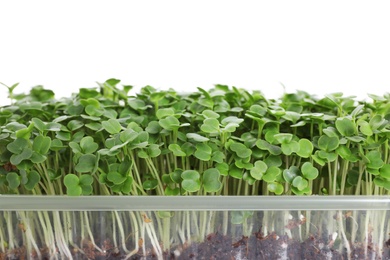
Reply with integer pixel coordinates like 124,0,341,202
1,230,389,260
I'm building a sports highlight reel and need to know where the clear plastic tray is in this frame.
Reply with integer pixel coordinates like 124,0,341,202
1,196,389,259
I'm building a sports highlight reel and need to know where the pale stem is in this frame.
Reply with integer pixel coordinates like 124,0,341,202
18,211,42,260
199,211,207,241
284,211,292,239
65,212,85,256
377,210,387,260
124,211,141,259
144,222,163,260
113,211,130,254
336,210,351,260
222,211,229,236
162,217,171,252
108,212,117,252
0,216,5,253
191,211,200,238
38,211,57,257
364,210,370,259
6,212,15,250
350,210,358,246
54,211,73,259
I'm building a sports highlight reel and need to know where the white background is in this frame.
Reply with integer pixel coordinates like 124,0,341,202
1,0,389,105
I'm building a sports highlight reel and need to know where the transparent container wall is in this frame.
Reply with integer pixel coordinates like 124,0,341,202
0,210,390,259
1,209,390,260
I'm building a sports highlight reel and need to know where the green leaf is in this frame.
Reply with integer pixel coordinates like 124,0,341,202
235,159,253,169
102,119,122,134
312,152,326,166
80,136,99,154
369,115,387,131
15,122,35,140
250,161,267,180
107,172,127,185
143,179,158,190
181,170,201,192
30,152,46,164
45,122,62,131
67,120,84,131
11,149,33,165
243,171,256,185
292,176,309,191
168,144,186,157
216,162,229,176
121,176,133,194
297,139,313,158
380,164,390,179
156,108,175,119
274,133,293,144
283,166,300,184
229,164,243,179
147,144,161,158
281,141,299,155
194,143,212,161
186,133,209,142
282,111,301,123
6,172,20,189
128,99,150,110
366,150,384,169
211,150,225,163
165,186,180,196
56,131,71,141
75,154,96,173
230,142,252,159
202,109,220,119
64,175,82,196
85,122,102,131
162,174,173,185
200,118,220,134
264,155,282,168
263,166,281,183
170,169,183,184
347,170,360,186
32,136,51,155
67,104,84,115
256,140,281,155
64,174,79,187
318,135,339,152
221,116,244,126
267,182,284,195
7,138,29,154
32,118,46,132
24,170,41,191
79,175,93,195
85,104,104,117
120,128,138,143
150,91,166,103
335,117,356,137
69,142,82,154
203,168,222,192
358,120,373,136
145,121,162,134
317,151,337,162
301,162,319,180
159,116,180,131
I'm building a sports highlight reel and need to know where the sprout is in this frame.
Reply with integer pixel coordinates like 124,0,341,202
1,80,390,259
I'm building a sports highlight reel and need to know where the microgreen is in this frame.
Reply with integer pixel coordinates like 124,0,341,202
0,80,389,198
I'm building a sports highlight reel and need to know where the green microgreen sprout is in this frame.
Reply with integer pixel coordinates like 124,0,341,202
0,80,390,259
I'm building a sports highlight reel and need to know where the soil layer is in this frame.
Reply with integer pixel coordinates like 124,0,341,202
1,230,389,259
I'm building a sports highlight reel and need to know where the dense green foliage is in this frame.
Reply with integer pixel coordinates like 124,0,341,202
1,79,390,196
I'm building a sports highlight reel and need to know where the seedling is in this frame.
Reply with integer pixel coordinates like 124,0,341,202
0,80,389,259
